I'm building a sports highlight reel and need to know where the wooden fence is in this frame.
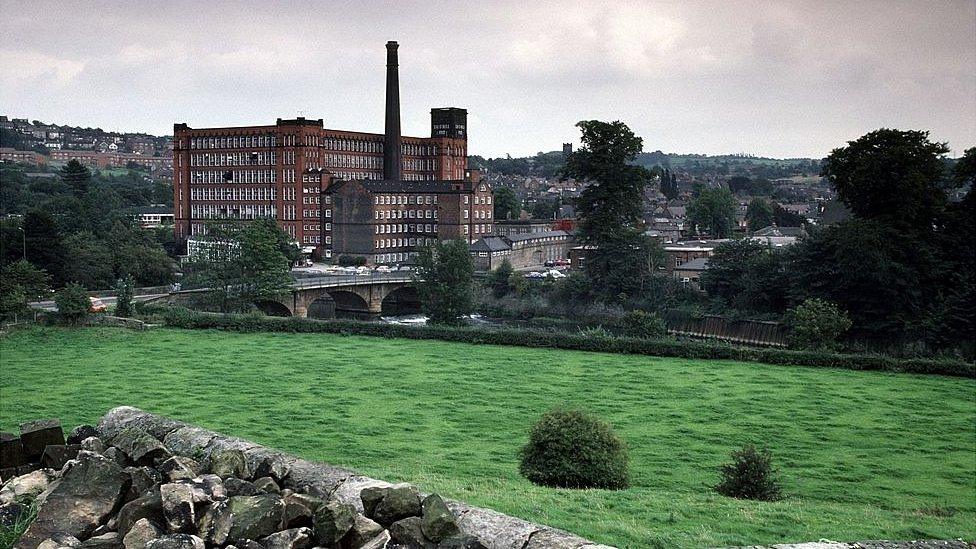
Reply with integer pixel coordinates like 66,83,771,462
662,310,788,347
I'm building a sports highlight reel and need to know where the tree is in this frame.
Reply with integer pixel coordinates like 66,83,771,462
529,198,559,219
715,445,782,501
788,220,929,343
493,187,520,221
188,219,293,313
701,239,790,314
772,202,806,227
414,239,474,326
114,275,135,317
22,210,65,286
0,260,49,320
486,259,515,298
60,159,92,196
519,408,629,490
565,120,654,301
659,168,679,200
745,198,774,231
687,186,736,237
821,129,950,231
62,231,114,288
55,282,91,325
787,298,852,350
239,218,294,305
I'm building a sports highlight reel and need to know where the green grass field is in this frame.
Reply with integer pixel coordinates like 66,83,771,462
1,327,973,548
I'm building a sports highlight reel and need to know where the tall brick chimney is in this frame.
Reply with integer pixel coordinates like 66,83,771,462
384,41,402,181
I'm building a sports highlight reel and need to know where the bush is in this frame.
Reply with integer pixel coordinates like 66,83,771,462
519,408,629,489
486,260,515,298
337,255,367,267
788,298,852,350
146,306,975,378
114,275,134,318
715,445,782,501
620,310,667,338
54,283,91,325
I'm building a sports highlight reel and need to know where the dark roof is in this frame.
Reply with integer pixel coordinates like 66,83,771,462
820,199,852,225
470,236,512,252
506,230,568,242
675,257,710,271
753,225,806,237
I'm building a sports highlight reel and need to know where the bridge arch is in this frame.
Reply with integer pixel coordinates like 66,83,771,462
381,285,422,316
254,299,292,317
328,290,372,319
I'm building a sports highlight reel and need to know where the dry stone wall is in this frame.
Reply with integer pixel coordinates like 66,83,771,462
0,406,614,549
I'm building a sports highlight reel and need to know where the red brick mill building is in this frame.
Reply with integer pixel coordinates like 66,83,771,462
172,41,493,263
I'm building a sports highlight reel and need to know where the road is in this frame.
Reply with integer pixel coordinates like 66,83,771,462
30,293,169,312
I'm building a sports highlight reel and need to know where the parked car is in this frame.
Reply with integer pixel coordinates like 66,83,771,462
375,265,393,273
524,271,546,279
88,297,107,313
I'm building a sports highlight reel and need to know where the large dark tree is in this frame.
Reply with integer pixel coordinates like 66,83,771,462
493,187,520,221
788,221,933,343
745,198,774,231
821,129,950,231
22,210,65,286
60,159,92,196
415,239,474,325
565,120,655,301
687,186,737,237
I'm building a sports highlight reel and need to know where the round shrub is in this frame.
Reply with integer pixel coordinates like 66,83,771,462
55,282,91,325
519,408,629,490
788,298,852,350
620,309,667,338
715,445,782,501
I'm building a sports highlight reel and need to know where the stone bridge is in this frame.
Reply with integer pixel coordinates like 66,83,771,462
171,273,421,319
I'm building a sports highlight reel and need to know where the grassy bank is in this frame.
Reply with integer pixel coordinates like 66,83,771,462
1,327,973,547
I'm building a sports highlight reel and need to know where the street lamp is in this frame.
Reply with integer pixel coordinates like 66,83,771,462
16,225,26,262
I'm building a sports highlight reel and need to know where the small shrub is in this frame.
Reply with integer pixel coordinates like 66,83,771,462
620,309,667,338
788,298,852,350
54,283,91,325
715,445,782,501
578,325,613,339
519,408,629,489
114,275,135,318
0,500,37,548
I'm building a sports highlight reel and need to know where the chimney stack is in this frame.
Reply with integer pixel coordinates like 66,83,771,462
384,41,402,181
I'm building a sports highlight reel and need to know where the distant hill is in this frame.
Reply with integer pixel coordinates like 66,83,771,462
471,150,821,179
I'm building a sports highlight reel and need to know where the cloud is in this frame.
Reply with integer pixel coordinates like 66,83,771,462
0,0,972,157
0,49,86,85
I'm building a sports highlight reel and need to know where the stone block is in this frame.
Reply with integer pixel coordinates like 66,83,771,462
41,444,82,470
19,419,65,462
0,432,26,469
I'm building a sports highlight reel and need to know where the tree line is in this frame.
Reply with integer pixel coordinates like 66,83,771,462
1,160,176,319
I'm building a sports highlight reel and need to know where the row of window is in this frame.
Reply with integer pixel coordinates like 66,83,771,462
189,152,275,167
190,187,276,201
376,237,436,249
462,209,493,220
190,204,276,220
376,209,437,220
188,135,463,158
376,194,439,205
377,252,415,263
190,135,275,149
375,224,437,234
190,170,276,184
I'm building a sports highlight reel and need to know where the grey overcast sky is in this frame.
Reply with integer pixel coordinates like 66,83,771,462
1,0,974,158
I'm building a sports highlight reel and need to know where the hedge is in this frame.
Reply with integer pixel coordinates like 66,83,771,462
141,305,975,378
